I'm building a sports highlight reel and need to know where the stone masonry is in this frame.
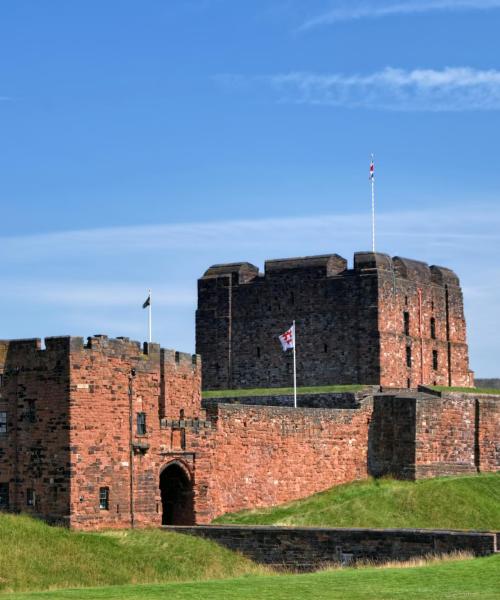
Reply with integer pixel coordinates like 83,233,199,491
196,251,474,390
0,335,498,530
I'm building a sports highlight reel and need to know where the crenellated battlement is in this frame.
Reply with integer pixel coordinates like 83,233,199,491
197,250,470,391
200,252,460,288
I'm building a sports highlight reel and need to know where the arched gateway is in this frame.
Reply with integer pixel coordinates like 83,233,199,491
159,462,195,525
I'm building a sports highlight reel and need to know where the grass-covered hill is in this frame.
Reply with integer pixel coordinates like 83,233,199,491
0,514,266,594
6,554,500,600
215,474,500,529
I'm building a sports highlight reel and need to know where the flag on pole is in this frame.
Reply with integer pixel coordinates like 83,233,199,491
279,324,295,352
369,156,375,181
142,293,151,309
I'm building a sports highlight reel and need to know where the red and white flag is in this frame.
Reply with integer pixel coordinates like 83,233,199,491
279,324,295,352
369,156,375,181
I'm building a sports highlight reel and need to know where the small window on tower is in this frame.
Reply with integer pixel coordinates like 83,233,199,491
430,317,436,340
404,312,410,336
26,488,35,507
0,412,6,435
27,400,36,424
406,346,412,368
137,412,146,436
433,350,439,371
0,483,9,508
99,487,109,510
257,346,261,358
324,344,328,354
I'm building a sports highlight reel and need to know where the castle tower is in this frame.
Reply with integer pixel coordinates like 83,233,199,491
196,252,474,390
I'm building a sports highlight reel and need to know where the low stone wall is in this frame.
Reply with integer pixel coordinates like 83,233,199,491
202,388,378,410
165,525,497,571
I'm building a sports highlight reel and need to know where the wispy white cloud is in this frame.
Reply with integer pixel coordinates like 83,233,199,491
301,0,500,30
1,208,499,373
256,67,500,111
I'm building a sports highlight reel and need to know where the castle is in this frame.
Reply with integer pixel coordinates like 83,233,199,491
196,252,473,390
0,251,498,530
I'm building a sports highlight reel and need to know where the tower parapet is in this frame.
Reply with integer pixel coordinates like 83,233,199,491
196,251,473,390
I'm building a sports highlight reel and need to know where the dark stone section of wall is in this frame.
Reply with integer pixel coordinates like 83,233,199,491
368,394,418,479
202,389,378,410
165,525,497,571
196,252,473,391
196,253,382,390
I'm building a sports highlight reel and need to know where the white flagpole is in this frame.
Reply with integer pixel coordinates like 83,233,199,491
148,289,152,343
292,320,297,408
371,154,376,253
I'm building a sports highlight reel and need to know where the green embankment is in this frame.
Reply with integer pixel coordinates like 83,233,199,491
0,514,265,594
431,385,500,395
6,555,500,600
215,474,500,529
202,384,365,399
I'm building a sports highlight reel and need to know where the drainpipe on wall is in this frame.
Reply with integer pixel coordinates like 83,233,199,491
128,370,136,528
418,288,424,385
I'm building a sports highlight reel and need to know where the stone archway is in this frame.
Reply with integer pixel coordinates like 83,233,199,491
159,462,195,525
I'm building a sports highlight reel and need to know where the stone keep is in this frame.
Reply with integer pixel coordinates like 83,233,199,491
196,251,474,391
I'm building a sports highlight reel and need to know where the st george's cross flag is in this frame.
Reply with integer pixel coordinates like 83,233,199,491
369,156,375,181
279,324,295,352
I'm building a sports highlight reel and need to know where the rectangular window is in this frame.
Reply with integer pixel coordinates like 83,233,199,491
0,483,8,508
433,350,439,371
27,400,36,424
99,487,109,510
430,317,436,340
256,346,261,358
403,312,410,336
136,412,146,436
0,412,6,435
27,488,35,507
406,346,412,368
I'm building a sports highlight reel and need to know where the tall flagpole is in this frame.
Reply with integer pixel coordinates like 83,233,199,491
292,320,297,409
370,154,376,253
148,289,152,343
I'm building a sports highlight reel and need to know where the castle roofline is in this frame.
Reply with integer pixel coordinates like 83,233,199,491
200,252,460,286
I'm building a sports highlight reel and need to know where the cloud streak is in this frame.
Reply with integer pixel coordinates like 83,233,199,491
301,0,500,30
1,208,499,374
261,67,500,111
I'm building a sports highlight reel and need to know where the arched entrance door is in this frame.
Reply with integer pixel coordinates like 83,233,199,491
159,462,194,525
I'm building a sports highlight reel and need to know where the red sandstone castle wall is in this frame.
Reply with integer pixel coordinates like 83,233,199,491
67,336,203,530
0,338,72,521
377,258,472,388
414,395,477,478
193,402,373,523
477,397,500,472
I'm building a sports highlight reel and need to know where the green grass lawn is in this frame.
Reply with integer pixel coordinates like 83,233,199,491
215,473,500,529
431,385,500,395
5,554,500,600
202,384,365,399
0,514,265,594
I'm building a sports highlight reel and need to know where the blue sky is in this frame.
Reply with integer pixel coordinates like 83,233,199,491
1,1,499,376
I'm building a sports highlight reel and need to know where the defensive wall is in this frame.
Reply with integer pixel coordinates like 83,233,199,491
166,525,498,570
196,251,473,391
0,335,498,530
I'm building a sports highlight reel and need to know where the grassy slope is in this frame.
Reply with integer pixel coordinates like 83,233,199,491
432,386,500,395
202,384,365,398
0,514,265,594
215,474,500,529
6,555,500,600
